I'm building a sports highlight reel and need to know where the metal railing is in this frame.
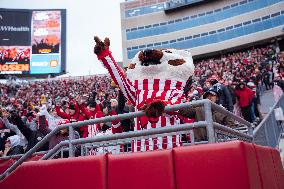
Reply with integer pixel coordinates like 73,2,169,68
0,99,253,180
0,151,47,161
253,94,284,148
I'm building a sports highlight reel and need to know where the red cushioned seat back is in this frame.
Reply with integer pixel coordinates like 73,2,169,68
0,155,43,175
0,158,15,175
108,150,176,189
270,148,284,189
173,141,261,189
0,155,107,189
253,145,279,189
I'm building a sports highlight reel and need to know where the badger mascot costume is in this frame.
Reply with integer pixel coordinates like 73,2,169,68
94,36,194,152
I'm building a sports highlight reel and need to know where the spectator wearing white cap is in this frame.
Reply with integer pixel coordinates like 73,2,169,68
0,135,25,157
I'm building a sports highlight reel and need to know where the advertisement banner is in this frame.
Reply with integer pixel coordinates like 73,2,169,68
0,46,30,74
0,10,31,46
30,54,61,74
31,11,61,54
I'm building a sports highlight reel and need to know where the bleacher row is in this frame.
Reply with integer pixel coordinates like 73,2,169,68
0,141,283,189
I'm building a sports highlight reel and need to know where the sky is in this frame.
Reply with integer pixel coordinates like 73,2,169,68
0,0,125,76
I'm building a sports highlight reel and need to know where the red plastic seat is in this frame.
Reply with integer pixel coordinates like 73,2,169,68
1,141,282,189
0,154,43,174
108,150,176,189
0,155,107,189
270,148,284,189
0,158,15,175
173,141,261,189
253,145,279,189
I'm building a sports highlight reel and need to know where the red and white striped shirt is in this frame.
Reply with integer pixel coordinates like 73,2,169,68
97,49,186,152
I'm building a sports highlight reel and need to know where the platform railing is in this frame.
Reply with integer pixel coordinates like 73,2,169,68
0,99,253,180
253,94,284,148
0,151,47,160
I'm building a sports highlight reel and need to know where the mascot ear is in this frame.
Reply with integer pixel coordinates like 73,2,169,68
168,59,186,66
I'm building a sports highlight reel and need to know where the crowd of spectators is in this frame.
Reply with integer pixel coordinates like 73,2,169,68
188,44,284,122
0,43,284,157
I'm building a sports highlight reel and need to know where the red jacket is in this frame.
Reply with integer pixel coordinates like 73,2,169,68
55,103,88,138
109,109,123,134
80,104,103,120
80,104,104,136
235,87,254,108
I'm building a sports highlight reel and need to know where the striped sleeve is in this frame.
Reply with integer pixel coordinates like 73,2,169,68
97,49,136,105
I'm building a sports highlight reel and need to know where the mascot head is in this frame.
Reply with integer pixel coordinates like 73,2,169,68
127,49,194,83
93,36,194,84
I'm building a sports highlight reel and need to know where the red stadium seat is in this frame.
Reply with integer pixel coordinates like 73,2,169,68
0,155,107,189
173,141,261,189
0,154,44,175
253,145,279,189
0,158,15,175
27,154,44,161
1,141,283,189
108,150,176,189
270,148,284,189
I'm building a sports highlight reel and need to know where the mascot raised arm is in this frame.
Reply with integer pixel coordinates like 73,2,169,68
94,36,194,152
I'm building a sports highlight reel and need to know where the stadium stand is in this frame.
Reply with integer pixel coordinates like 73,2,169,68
1,0,284,187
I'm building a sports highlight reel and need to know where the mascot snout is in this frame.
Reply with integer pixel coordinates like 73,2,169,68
138,49,163,66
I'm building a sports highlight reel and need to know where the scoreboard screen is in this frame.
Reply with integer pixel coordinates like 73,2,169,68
0,9,66,75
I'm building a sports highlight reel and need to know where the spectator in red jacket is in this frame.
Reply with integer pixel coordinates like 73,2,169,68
108,99,123,134
55,101,88,138
80,101,104,137
235,82,255,123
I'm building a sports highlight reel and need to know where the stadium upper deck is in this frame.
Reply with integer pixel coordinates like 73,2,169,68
120,0,284,66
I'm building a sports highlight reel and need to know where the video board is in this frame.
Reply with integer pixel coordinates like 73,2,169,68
0,9,66,75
